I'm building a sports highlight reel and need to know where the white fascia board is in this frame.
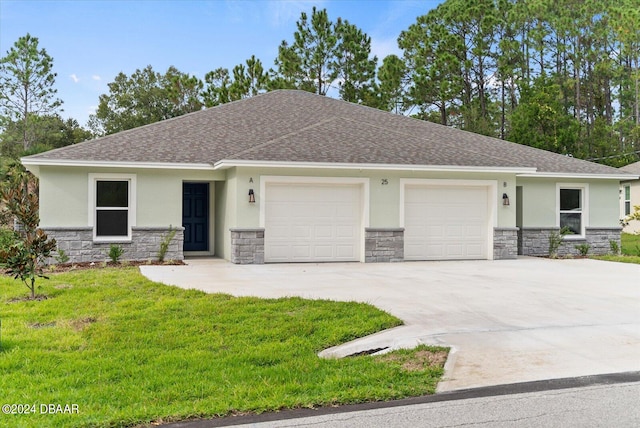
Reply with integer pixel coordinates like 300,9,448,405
20,158,214,170
517,172,639,180
213,159,536,174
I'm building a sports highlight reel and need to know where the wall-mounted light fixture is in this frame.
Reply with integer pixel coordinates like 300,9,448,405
248,189,255,203
502,193,510,206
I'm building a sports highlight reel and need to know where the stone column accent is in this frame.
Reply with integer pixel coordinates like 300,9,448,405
585,227,622,255
520,227,621,257
493,227,518,259
42,226,184,263
365,228,404,262
230,228,265,264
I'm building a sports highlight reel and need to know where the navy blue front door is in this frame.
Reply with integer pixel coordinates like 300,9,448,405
182,183,209,252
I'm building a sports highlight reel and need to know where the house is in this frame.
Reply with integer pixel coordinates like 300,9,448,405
21,90,635,264
620,161,640,234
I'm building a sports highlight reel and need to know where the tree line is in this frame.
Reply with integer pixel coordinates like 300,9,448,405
1,0,638,167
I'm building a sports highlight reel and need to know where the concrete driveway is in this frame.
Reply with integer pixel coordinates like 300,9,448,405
140,257,640,392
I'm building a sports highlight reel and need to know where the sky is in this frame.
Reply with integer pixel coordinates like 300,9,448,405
0,0,443,127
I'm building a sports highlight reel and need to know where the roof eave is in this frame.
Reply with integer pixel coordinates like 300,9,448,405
213,159,537,174
517,172,638,180
20,158,215,170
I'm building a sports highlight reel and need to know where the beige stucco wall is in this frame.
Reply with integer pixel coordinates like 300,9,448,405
35,164,622,262
622,180,640,233
228,166,517,229
37,166,223,234
517,177,620,228
38,167,88,227
214,170,234,260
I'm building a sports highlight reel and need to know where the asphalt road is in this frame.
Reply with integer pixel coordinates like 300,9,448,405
166,372,640,427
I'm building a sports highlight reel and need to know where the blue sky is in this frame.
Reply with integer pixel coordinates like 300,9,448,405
0,0,442,126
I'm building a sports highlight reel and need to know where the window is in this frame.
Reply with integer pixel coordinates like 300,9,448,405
96,181,128,236
624,185,631,216
558,184,587,237
89,174,136,240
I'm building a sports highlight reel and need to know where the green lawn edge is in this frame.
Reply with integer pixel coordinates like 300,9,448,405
0,268,447,428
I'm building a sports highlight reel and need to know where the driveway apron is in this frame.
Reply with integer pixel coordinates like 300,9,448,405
140,257,640,392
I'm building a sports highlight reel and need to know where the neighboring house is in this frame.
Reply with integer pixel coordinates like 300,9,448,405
21,90,636,264
620,161,640,234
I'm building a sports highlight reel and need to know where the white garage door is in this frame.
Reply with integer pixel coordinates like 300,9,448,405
265,183,362,262
404,185,490,260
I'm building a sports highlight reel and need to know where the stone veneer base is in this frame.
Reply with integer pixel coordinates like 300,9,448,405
365,228,404,262
520,227,621,257
43,226,184,263
493,228,518,260
230,228,265,264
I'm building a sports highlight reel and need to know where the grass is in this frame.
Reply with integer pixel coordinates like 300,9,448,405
591,233,640,264
0,268,447,428
621,232,640,256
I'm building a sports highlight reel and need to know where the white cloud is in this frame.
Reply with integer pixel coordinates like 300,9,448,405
92,75,101,81
266,0,325,27
370,37,401,63
70,74,79,83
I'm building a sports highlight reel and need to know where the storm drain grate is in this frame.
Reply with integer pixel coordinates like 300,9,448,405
346,347,389,357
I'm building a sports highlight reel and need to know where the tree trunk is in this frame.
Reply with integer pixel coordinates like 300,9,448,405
501,82,506,139
440,101,447,126
634,55,640,125
22,84,29,150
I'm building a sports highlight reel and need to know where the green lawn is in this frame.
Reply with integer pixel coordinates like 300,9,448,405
0,268,446,428
591,233,640,264
621,232,640,256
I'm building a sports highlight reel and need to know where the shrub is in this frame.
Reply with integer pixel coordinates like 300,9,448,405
548,227,571,258
609,240,620,256
575,243,590,256
54,248,70,264
108,244,124,263
157,225,177,262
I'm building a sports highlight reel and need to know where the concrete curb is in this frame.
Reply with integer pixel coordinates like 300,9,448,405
162,372,640,427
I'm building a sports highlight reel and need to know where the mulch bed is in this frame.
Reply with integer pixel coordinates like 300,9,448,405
45,259,185,273
1,260,185,276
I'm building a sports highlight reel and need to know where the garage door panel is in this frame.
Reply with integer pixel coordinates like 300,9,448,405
446,225,464,238
405,185,490,261
427,225,444,237
292,245,311,259
269,225,290,237
336,225,356,239
466,243,484,258
446,244,464,257
266,204,291,216
426,245,445,258
336,245,356,258
313,245,333,258
314,225,333,239
293,226,311,238
269,245,292,261
265,183,362,262
465,225,484,237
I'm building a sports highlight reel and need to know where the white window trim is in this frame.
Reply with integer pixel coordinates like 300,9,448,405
88,173,137,242
624,185,631,216
556,183,588,239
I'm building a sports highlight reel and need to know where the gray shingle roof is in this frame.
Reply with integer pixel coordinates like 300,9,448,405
24,90,628,176
621,161,640,175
